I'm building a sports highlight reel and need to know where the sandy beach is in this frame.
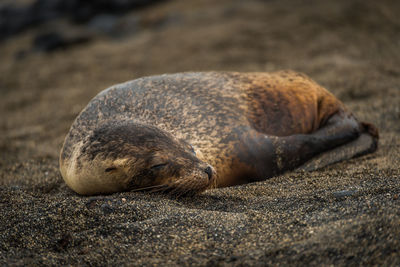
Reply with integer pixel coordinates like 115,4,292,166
1,0,399,265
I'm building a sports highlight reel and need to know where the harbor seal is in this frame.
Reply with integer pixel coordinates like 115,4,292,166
59,71,379,195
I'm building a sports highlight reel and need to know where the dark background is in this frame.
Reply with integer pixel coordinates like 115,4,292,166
1,0,399,265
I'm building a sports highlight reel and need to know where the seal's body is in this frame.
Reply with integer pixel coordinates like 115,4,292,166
60,71,378,195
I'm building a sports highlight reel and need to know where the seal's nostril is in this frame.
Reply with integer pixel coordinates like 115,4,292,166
204,166,213,180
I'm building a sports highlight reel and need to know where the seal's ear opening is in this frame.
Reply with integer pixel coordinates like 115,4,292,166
103,158,133,175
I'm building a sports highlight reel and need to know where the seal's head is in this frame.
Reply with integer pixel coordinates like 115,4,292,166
60,120,215,196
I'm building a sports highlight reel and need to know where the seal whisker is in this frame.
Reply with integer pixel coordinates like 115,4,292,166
149,185,172,194
166,183,191,198
130,184,169,192
170,180,199,198
168,186,182,197
175,188,190,198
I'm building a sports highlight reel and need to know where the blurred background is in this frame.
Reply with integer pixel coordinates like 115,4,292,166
1,1,400,265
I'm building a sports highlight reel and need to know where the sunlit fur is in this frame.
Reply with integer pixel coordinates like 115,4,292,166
60,121,215,195
60,71,378,195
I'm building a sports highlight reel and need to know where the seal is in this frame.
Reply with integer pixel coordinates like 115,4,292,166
59,71,379,195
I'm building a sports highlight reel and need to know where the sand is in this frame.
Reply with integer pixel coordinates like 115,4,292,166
1,0,399,265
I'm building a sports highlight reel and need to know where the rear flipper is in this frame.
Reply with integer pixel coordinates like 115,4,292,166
296,122,379,172
224,115,378,186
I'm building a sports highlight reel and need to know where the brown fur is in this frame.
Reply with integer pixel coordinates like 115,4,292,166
60,71,378,195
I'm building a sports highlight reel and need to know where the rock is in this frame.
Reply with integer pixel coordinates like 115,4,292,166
32,31,90,52
0,0,165,41
88,14,118,34
333,189,357,199
100,203,114,214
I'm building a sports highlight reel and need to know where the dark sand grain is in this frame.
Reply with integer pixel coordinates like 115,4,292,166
1,0,399,265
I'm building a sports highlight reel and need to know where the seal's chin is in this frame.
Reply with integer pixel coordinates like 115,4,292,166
127,162,216,196
159,165,216,196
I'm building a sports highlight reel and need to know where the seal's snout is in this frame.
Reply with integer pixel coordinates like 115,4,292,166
204,166,213,180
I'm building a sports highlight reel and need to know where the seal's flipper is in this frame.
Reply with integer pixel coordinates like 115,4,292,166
227,112,361,184
295,132,378,172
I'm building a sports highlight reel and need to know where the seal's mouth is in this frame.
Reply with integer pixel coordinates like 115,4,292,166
129,164,216,197
158,163,216,196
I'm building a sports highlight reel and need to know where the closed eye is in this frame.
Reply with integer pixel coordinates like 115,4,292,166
150,163,168,170
105,167,117,172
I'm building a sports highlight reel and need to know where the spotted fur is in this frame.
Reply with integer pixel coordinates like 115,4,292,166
60,71,378,195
